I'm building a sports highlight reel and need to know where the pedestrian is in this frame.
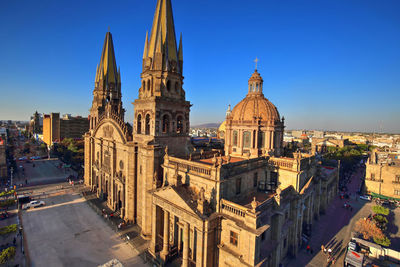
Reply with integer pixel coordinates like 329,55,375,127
306,245,310,253
321,245,325,253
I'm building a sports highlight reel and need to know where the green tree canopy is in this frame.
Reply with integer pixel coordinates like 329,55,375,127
372,205,389,216
374,236,391,247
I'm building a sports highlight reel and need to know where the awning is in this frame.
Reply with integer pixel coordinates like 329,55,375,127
370,192,400,201
345,250,364,267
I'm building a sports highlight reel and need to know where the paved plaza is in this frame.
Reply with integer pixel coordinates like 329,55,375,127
20,184,147,267
17,158,147,267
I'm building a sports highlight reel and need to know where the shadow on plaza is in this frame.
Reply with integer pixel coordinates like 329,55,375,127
23,188,150,257
386,208,400,251
287,198,368,267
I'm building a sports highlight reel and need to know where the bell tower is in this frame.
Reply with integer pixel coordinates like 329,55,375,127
133,0,191,238
89,31,124,131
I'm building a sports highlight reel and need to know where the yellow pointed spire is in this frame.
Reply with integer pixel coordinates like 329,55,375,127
143,31,149,59
118,67,121,84
155,26,163,54
147,0,178,64
178,33,183,61
95,64,99,83
97,32,119,85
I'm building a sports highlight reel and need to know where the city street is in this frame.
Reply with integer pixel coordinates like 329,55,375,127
285,167,400,266
16,158,72,185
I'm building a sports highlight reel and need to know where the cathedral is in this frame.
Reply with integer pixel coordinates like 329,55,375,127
84,0,339,266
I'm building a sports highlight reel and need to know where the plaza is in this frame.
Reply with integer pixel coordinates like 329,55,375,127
17,157,147,267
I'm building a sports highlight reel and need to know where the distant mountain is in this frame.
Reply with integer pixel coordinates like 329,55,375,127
191,123,221,128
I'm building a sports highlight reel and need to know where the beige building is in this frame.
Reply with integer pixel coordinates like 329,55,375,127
365,149,400,199
311,137,349,155
43,113,89,145
84,1,339,266
0,139,6,179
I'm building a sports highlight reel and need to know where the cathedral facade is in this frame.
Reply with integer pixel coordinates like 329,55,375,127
84,0,339,266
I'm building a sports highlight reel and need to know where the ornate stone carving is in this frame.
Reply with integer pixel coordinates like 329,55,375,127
251,197,257,211
103,125,114,138
153,171,158,189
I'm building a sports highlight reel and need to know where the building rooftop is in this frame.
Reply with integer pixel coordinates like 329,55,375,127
196,156,244,165
236,190,275,209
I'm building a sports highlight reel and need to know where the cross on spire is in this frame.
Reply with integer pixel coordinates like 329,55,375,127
254,57,259,70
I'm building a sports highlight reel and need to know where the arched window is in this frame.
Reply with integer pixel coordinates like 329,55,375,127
137,114,142,134
243,131,251,148
259,131,265,148
142,81,145,91
145,114,151,135
166,80,171,92
147,80,151,91
233,131,238,146
162,114,170,133
256,84,259,92
176,116,183,133
175,82,179,93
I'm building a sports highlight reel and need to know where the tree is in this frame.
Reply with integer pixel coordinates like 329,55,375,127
354,218,384,240
372,205,389,216
373,215,388,231
40,143,47,153
373,236,391,247
23,142,30,153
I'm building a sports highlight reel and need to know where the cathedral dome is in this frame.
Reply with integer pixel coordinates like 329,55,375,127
230,70,280,123
230,96,280,122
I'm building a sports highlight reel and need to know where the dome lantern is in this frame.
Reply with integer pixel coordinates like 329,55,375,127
248,70,263,95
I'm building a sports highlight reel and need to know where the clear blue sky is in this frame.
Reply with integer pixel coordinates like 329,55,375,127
1,0,400,133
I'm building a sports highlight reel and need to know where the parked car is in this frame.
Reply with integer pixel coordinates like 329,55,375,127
359,195,371,201
348,240,359,252
0,212,9,220
23,200,45,209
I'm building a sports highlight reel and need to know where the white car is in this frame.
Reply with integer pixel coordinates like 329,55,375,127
359,195,371,201
24,200,45,209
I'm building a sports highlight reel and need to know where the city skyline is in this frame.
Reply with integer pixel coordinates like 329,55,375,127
1,0,400,133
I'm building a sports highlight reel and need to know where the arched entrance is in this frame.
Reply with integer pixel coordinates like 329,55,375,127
104,180,108,200
117,190,122,210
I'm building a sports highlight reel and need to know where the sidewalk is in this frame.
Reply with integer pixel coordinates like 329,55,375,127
284,167,365,267
79,188,150,265
0,205,28,267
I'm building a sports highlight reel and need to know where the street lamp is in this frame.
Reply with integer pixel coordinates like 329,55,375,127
10,167,13,188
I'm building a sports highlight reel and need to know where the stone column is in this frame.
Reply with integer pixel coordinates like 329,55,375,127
178,225,182,252
196,228,204,267
149,204,157,257
160,210,170,261
267,130,272,151
182,221,190,267
121,187,125,219
271,132,275,151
